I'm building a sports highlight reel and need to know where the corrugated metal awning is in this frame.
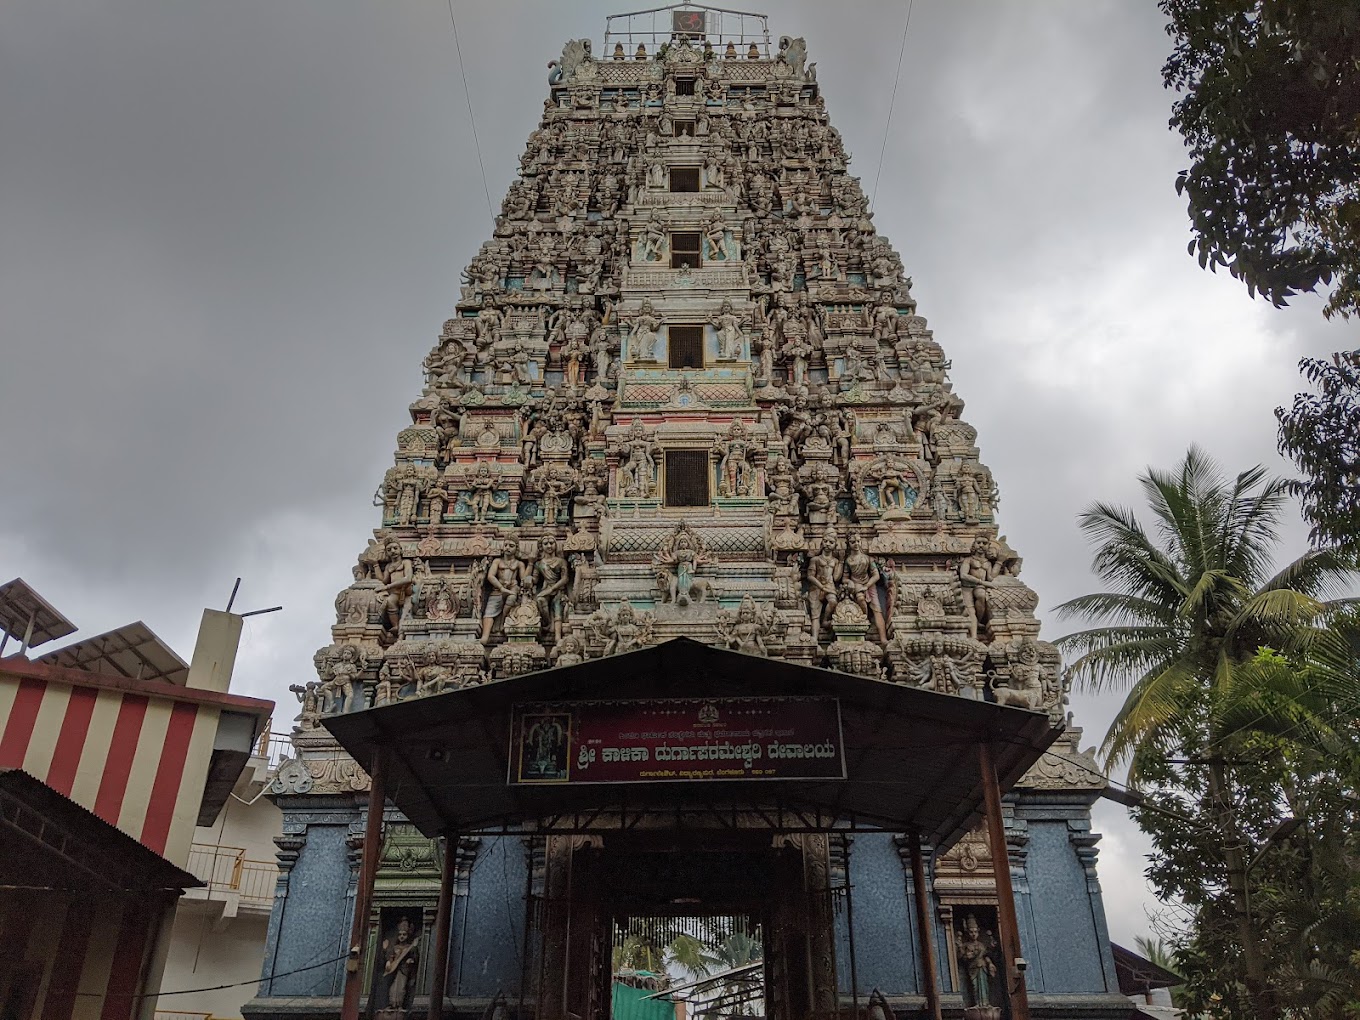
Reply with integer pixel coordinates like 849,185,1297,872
324,637,1062,850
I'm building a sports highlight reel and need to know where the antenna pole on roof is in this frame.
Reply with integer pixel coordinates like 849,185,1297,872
225,578,242,613
239,605,283,618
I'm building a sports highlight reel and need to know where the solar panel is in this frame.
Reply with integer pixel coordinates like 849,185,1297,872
36,621,189,685
0,578,77,651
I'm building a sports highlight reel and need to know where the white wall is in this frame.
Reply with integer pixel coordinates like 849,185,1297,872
156,789,282,1020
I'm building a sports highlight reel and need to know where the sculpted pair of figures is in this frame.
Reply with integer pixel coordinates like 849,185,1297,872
805,532,889,644
479,537,572,643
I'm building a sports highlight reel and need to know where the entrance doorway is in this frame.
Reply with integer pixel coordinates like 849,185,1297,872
611,915,765,1020
539,833,838,1020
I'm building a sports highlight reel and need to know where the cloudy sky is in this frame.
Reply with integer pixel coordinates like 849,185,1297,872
1,1,1353,947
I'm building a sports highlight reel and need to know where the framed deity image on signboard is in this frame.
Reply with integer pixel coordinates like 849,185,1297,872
516,711,572,783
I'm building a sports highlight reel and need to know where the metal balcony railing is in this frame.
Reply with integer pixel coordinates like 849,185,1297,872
186,842,277,907
254,725,294,768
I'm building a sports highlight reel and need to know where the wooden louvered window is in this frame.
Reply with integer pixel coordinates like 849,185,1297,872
664,450,710,507
670,232,701,270
668,325,704,369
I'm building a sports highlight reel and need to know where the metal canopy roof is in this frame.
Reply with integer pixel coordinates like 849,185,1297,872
36,621,190,685
0,577,76,650
324,638,1062,850
0,769,201,894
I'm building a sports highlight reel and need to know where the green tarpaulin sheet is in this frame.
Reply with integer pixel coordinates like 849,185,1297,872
611,981,675,1020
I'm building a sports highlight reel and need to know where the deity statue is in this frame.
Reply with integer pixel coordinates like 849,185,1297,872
653,524,715,607
589,320,616,383
475,298,504,351
638,214,667,262
629,299,664,361
752,326,776,385
600,603,653,657
461,461,509,524
990,636,1044,709
841,533,889,643
289,680,321,730
956,914,1000,1014
806,531,840,644
781,332,813,391
958,535,997,642
876,454,912,513
957,468,981,524
378,539,415,642
381,917,420,1013
710,298,745,360
563,332,587,389
765,455,800,517
614,423,658,497
551,629,585,668
480,540,528,643
703,212,731,261
713,422,755,498
716,595,776,657
534,536,572,642
866,290,899,345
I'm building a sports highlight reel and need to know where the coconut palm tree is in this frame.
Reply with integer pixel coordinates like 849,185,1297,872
1054,447,1355,1020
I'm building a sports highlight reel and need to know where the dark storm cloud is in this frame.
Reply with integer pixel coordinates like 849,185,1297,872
2,0,1353,940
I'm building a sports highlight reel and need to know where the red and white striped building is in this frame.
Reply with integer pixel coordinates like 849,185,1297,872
0,582,274,1020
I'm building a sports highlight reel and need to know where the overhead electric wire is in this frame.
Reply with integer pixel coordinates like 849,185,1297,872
79,953,348,999
446,0,495,218
871,0,915,208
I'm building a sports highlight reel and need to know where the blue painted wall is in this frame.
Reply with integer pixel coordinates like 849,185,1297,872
253,793,1123,1009
458,835,531,997
835,833,917,995
263,816,356,996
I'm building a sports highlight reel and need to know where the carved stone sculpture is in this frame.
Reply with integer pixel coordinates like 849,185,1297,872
381,918,420,1015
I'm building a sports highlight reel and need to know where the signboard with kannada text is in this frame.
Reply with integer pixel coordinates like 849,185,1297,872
510,697,845,785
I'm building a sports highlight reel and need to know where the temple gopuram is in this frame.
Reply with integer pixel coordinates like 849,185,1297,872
250,9,1131,1020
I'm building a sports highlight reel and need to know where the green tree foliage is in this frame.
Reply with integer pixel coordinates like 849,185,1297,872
1055,448,1357,1020
1276,350,1360,554
1160,0,1360,318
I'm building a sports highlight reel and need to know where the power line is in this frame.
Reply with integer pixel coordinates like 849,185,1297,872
446,0,495,219
871,0,915,208
80,953,347,1000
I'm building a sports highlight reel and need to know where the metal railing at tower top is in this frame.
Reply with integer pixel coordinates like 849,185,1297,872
604,4,771,58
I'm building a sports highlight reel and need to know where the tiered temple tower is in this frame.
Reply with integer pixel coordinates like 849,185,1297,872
258,12,1124,1020
305,28,1059,709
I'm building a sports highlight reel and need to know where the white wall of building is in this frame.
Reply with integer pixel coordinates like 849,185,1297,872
155,757,283,1020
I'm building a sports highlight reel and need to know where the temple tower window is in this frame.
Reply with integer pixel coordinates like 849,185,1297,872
663,449,710,507
667,325,704,369
669,167,700,193
670,231,701,269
